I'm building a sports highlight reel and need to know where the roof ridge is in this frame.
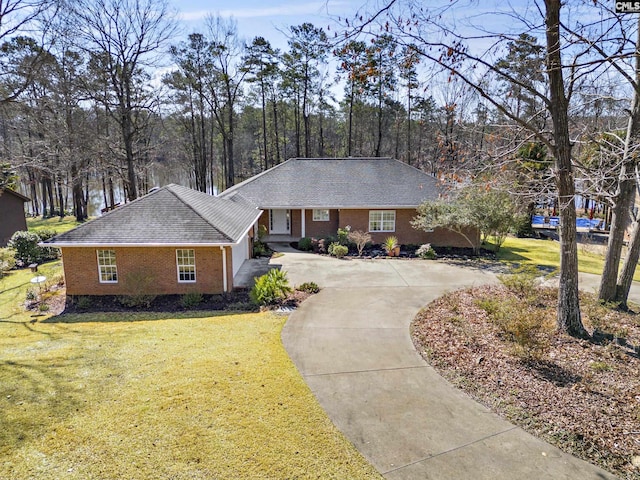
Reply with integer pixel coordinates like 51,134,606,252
165,185,234,243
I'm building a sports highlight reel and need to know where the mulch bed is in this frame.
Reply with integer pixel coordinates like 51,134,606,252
34,289,313,316
412,284,640,479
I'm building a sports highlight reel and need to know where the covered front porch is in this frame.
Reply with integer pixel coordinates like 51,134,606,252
258,208,339,241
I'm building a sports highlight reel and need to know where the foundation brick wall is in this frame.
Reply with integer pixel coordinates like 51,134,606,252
62,246,230,296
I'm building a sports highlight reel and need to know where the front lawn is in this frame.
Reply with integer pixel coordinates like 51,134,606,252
496,236,640,281
0,264,380,479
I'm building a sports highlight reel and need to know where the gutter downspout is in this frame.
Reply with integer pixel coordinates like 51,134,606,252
220,246,228,292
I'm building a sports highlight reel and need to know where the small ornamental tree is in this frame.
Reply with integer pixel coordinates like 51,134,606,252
460,186,520,250
413,185,520,253
412,201,479,254
347,230,371,256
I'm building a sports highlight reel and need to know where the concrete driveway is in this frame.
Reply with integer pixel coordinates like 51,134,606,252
274,248,618,479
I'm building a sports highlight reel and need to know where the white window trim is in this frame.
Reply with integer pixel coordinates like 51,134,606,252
369,210,396,232
312,209,330,221
176,249,197,283
97,249,118,284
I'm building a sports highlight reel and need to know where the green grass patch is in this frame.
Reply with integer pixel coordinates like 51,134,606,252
27,216,85,234
0,263,381,479
496,236,640,281
0,259,63,322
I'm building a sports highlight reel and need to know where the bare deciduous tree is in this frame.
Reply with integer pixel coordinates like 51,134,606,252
69,0,176,201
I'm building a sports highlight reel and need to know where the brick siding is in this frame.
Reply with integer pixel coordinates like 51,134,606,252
303,209,339,238
257,207,479,248
61,246,230,296
337,208,479,247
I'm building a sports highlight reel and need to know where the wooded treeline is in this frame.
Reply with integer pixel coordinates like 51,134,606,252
0,0,472,221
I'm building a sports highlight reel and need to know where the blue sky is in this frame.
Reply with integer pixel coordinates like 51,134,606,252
171,0,364,50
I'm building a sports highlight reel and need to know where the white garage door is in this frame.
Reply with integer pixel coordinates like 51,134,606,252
232,234,250,278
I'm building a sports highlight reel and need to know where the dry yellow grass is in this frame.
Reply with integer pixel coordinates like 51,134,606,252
0,308,382,479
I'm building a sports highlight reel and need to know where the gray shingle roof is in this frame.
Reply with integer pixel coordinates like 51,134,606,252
219,158,441,208
45,184,261,246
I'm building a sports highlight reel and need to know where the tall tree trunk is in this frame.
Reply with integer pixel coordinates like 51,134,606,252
347,85,354,157
72,164,86,221
545,0,588,338
303,66,310,158
616,217,640,308
27,167,39,216
600,180,635,301
260,78,268,170
407,84,411,165
226,101,235,188
599,21,640,303
375,79,383,157
294,92,301,157
56,177,65,219
272,97,281,165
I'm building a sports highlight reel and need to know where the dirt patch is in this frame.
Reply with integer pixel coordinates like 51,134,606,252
412,285,640,479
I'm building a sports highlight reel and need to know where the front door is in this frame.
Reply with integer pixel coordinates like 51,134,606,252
269,209,291,234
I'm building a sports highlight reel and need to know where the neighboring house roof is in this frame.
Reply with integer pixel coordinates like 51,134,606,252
219,157,441,208
45,184,262,246
1,188,30,202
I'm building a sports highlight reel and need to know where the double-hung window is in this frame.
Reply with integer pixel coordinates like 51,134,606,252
312,209,330,221
369,210,396,232
176,249,196,283
97,250,118,283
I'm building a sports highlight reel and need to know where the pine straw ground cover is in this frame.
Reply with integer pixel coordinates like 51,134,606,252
412,282,640,479
0,284,381,479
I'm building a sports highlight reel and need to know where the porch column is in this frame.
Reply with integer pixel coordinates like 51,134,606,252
301,208,306,237
220,246,228,292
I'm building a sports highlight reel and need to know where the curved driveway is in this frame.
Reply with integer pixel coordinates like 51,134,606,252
274,248,618,480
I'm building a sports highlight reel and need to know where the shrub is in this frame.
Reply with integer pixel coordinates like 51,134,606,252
298,237,313,251
416,243,436,259
313,238,327,254
250,269,292,306
497,265,541,297
75,296,93,311
0,248,15,278
9,231,42,266
36,229,60,261
333,245,348,258
257,224,267,241
117,270,157,308
25,288,37,301
347,230,371,256
337,226,351,245
253,241,269,257
329,242,348,258
297,281,320,294
481,297,552,359
383,236,398,255
8,230,59,267
181,292,203,309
